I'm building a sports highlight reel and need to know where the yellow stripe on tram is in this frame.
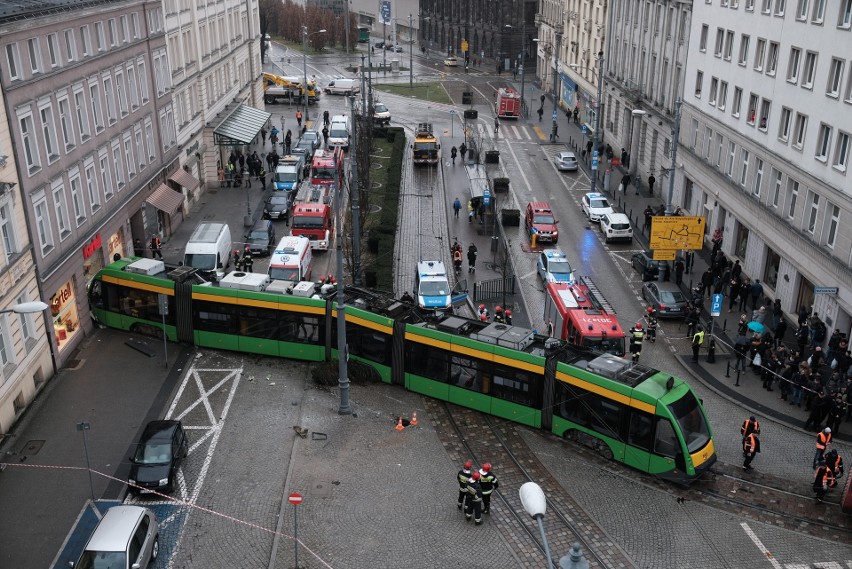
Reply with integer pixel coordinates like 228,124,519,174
103,275,173,296
405,332,544,373
192,292,325,315
555,370,656,413
691,439,716,469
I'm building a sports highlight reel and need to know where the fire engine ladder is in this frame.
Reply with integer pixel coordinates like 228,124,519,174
579,276,615,314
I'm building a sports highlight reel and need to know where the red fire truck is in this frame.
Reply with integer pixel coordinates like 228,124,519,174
310,147,344,188
543,277,625,356
290,183,333,251
495,87,521,119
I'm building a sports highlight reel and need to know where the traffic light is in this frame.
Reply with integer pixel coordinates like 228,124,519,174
462,92,472,105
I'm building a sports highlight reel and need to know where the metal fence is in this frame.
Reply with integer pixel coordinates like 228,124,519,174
473,275,516,302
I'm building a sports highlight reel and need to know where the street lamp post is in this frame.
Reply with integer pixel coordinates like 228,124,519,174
569,51,605,193
520,481,591,569
302,27,326,124
505,24,526,117
0,301,48,315
534,39,558,142
409,14,413,88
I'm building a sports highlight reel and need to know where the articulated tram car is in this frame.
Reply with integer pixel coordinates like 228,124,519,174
89,259,717,482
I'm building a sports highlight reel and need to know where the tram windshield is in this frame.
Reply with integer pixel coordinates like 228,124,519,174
668,391,711,453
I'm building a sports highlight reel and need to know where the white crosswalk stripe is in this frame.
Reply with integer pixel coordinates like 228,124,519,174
471,122,538,142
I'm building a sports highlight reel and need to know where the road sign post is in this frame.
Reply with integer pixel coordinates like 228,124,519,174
289,493,303,568
158,293,169,368
708,294,723,364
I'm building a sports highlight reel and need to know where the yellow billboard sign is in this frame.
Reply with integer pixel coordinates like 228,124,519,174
649,216,706,250
461,40,469,52
653,249,677,261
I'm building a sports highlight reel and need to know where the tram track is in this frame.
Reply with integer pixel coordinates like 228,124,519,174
427,399,637,568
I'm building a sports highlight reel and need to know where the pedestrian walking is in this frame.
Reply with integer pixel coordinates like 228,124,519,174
741,415,761,442
734,337,749,371
242,167,251,188
750,279,764,310
451,146,457,164
629,322,645,362
467,243,477,273
648,174,656,196
742,432,760,470
623,174,632,195
459,142,467,162
674,259,685,286
149,235,163,259
323,110,330,126
692,326,705,363
322,126,329,148
465,471,484,525
242,247,253,272
813,463,835,503
468,200,474,223
537,107,544,121
284,130,292,155
573,107,579,124
217,164,225,188
813,427,832,469
494,116,500,134
296,110,303,128
453,197,462,218
259,167,267,191
478,463,498,514
457,460,473,510
261,127,268,146
233,249,242,271
643,205,654,231
133,238,144,257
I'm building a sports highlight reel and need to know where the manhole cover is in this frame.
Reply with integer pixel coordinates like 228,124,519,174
22,440,45,455
309,480,332,497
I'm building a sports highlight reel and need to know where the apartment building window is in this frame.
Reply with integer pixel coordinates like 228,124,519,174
767,42,779,75
779,107,792,141
39,104,59,161
762,0,772,13
103,74,117,124
89,80,104,132
84,160,100,213
137,58,149,103
0,204,18,260
732,87,743,117
695,71,704,97
134,126,145,171
759,99,772,130
111,141,124,188
115,69,128,116
834,130,850,171
99,151,113,200
811,0,826,22
16,293,33,345
73,87,90,141
705,127,714,160
123,133,135,179
69,171,85,225
119,15,129,44
80,25,92,56
58,96,74,152
740,149,750,186
846,71,852,103
18,111,40,172
0,315,12,366
127,64,139,109
717,133,725,167
33,196,53,254
131,13,140,39
692,119,700,148
27,38,41,75
715,28,724,57
144,118,156,162
709,77,719,105
826,204,839,248
727,141,737,176
52,184,70,239
816,123,832,160
699,25,708,51
793,113,808,149
746,0,755,10
753,158,764,196
6,43,21,81
806,191,819,233
796,0,809,20
802,51,818,88
786,179,799,219
747,93,759,124
787,47,802,83
827,58,845,97
108,19,117,47
724,31,735,60
95,22,105,52
840,0,852,28
64,29,77,62
771,169,782,207
774,0,786,15
718,82,729,110
47,34,60,68
738,35,750,65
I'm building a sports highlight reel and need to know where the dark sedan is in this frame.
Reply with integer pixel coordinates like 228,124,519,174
631,251,670,281
128,420,188,494
263,194,291,220
642,281,689,318
245,219,276,256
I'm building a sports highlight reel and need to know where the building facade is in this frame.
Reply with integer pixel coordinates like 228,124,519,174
165,0,264,198
0,0,180,368
0,88,54,435
678,0,852,337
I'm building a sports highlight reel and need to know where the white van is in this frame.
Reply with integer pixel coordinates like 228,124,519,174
324,78,359,95
183,222,232,279
328,115,350,151
267,235,313,283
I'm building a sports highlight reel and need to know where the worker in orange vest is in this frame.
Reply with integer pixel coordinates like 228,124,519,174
296,110,303,128
742,432,760,471
741,416,760,443
813,463,835,503
813,427,832,469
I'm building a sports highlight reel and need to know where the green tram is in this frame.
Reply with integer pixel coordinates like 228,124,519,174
89,259,716,483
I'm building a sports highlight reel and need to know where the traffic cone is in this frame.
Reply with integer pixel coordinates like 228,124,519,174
411,412,418,426
395,417,404,431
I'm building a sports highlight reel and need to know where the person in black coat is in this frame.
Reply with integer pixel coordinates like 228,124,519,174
674,259,685,286
774,318,788,348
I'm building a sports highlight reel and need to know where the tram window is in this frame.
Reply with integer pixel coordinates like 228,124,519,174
491,367,538,407
118,287,163,322
279,313,321,343
195,308,234,333
451,355,481,391
654,418,678,458
668,392,711,452
239,307,279,339
89,280,104,308
405,342,449,382
340,324,391,365
556,383,590,426
628,411,654,451
589,397,622,439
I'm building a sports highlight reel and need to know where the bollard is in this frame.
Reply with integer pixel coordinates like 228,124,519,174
706,337,716,363
735,368,740,387
722,318,727,333
725,361,730,378
559,543,590,569
531,233,537,248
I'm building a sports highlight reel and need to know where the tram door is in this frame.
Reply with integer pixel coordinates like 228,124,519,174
624,410,653,472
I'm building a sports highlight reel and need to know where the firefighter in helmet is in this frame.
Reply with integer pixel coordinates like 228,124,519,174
478,304,489,321
478,463,498,514
242,246,253,272
465,471,484,525
457,460,474,510
629,322,645,362
494,306,505,323
645,306,658,342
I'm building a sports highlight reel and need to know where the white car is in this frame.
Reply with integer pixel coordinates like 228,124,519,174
599,212,634,243
444,56,458,67
554,151,578,172
373,102,391,125
581,192,614,223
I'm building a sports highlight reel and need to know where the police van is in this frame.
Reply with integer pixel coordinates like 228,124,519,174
415,261,451,310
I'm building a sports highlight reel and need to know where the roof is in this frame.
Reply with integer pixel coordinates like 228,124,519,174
417,261,446,276
85,506,149,552
189,222,227,243
0,0,113,22
169,169,199,192
213,104,271,146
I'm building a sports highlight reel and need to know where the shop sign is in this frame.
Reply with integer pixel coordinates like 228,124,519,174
83,233,102,259
51,281,74,315
108,230,124,257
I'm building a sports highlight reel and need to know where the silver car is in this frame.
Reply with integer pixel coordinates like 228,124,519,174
641,281,688,318
554,151,578,171
71,506,159,569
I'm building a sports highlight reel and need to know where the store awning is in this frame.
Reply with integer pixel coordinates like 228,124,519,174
213,104,271,146
145,183,184,215
168,169,199,192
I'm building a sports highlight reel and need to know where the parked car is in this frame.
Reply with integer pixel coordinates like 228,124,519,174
71,506,159,569
375,40,385,48
631,251,670,281
245,219,276,256
554,151,578,172
536,248,575,283
642,281,689,318
373,102,391,126
581,192,614,223
384,43,395,51
393,45,404,52
444,56,458,67
263,194,291,220
599,212,633,243
128,420,188,494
